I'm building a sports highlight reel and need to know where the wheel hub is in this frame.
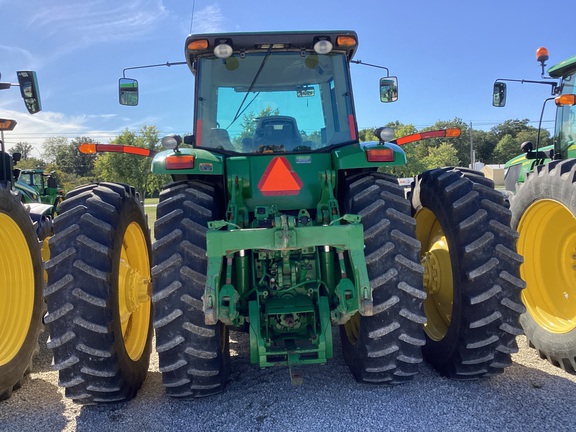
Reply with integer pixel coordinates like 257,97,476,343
117,221,152,361
119,258,151,320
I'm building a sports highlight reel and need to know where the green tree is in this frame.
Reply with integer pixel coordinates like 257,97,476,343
423,142,460,168
421,118,470,166
490,118,532,141
14,157,47,170
94,126,169,198
42,136,69,164
234,107,280,148
470,129,494,164
492,134,519,163
378,122,424,177
9,142,34,160
358,128,376,142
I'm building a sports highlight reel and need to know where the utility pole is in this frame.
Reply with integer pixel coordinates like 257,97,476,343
469,121,475,169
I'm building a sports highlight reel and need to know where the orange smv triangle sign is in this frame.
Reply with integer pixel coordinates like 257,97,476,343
258,156,303,196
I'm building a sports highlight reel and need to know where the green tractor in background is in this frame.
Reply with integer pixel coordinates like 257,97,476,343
15,168,63,210
45,31,524,404
494,48,576,372
0,71,45,401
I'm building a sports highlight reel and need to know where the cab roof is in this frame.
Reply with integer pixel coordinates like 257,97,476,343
548,54,576,79
184,30,358,70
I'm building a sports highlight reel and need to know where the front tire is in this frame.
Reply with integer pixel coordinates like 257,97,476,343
511,160,576,371
0,184,44,400
44,183,153,404
411,168,525,378
339,173,426,384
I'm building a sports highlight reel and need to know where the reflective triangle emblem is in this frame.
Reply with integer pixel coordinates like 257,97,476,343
257,156,303,196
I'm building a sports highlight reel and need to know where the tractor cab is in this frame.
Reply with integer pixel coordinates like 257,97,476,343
122,31,398,155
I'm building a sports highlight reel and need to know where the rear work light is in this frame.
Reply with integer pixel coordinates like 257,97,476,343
165,154,195,170
366,148,395,162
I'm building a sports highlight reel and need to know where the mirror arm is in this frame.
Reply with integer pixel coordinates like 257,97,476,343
350,59,389,77
495,78,558,95
122,61,187,78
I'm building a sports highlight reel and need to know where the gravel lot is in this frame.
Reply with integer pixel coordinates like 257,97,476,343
1,330,575,432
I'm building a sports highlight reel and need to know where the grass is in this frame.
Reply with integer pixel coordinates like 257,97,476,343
144,198,157,239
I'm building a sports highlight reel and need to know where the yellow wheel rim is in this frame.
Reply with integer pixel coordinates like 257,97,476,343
415,208,453,341
41,236,50,284
344,313,361,345
518,199,576,334
118,221,151,361
0,213,35,366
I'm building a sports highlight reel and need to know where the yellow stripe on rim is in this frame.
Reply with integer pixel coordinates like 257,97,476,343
118,221,151,361
518,199,576,334
0,213,34,366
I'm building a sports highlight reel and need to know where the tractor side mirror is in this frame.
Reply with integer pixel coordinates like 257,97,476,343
380,77,398,103
17,71,42,114
493,82,507,107
119,78,139,106
12,152,22,163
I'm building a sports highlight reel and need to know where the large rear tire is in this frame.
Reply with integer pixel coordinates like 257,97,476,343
339,173,426,384
152,181,230,398
511,159,576,371
0,184,44,400
44,183,153,404
411,168,524,378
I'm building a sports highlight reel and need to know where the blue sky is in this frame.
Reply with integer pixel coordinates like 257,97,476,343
0,0,573,151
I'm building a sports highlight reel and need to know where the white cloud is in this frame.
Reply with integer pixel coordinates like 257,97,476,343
0,109,119,150
0,106,169,156
27,0,169,57
0,46,35,69
190,4,227,34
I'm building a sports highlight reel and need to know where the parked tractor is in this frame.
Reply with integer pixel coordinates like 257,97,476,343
16,168,63,211
494,48,576,371
0,69,45,401
45,31,524,404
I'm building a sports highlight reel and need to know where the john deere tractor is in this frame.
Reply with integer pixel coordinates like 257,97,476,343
0,70,45,401
494,48,576,371
16,168,63,211
45,31,524,404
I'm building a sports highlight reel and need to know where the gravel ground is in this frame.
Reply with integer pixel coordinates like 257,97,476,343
1,330,575,432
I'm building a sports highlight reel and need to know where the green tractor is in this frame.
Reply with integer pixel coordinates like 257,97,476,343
494,48,576,371
9,164,58,240
15,168,63,210
45,31,524,404
0,69,45,401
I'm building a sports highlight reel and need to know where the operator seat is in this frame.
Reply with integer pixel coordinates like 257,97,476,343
253,116,302,151
210,128,235,151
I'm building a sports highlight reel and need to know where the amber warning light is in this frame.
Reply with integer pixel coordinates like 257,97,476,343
392,128,461,146
536,47,549,64
78,143,153,157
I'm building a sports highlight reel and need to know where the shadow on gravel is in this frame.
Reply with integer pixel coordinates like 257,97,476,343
3,331,576,431
0,375,68,432
69,331,576,432
32,329,53,373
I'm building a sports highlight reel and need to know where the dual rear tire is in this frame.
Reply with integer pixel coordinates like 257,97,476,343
44,183,153,404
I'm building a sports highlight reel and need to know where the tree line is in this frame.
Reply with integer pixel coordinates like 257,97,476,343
8,118,548,197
